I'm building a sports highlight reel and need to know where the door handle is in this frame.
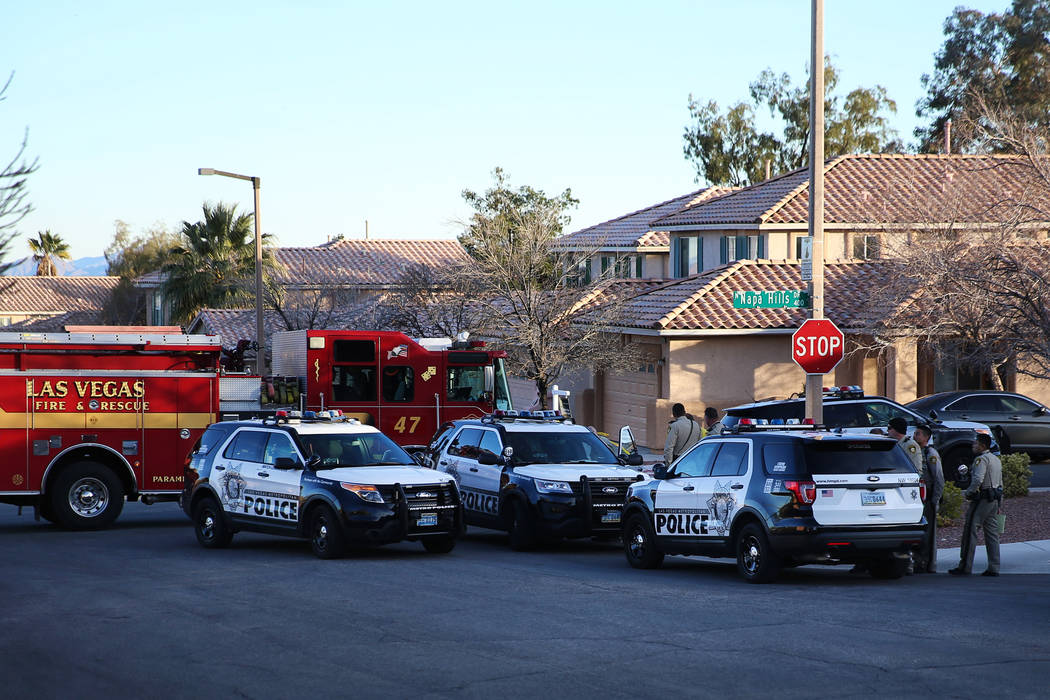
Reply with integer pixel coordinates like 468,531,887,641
1009,416,1021,420
682,485,695,491
258,472,270,478
439,461,449,466
731,483,744,490
214,465,226,471
469,467,479,472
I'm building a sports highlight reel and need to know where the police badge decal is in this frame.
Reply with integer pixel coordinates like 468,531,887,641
706,481,738,536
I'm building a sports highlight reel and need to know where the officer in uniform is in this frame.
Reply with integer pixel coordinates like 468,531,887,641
949,433,1003,576
663,403,700,465
703,406,723,437
912,425,945,573
888,417,924,475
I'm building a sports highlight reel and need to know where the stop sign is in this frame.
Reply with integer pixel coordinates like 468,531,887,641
792,319,844,374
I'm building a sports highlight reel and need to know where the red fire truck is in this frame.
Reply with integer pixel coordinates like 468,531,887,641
0,332,222,530
224,329,513,444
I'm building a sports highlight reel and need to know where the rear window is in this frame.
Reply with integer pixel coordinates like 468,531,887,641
802,440,916,475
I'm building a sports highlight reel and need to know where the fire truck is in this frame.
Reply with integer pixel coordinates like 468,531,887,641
222,330,513,446
0,329,511,530
0,332,222,530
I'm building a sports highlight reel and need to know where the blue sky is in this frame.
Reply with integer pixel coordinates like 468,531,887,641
1,0,1007,259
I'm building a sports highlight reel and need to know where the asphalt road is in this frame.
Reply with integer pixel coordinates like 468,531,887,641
1029,461,1050,488
1,502,1048,699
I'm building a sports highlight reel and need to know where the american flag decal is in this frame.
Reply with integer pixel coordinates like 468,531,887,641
821,489,834,498
387,344,408,360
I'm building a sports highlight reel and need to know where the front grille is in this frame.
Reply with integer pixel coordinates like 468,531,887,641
402,483,458,511
587,478,632,507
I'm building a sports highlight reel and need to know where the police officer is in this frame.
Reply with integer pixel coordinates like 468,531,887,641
703,406,723,437
664,403,700,465
913,425,945,573
888,417,924,475
949,433,1003,576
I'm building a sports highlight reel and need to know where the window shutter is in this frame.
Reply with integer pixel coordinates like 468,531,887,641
757,235,765,258
736,235,748,260
696,238,703,272
635,255,642,278
720,236,728,264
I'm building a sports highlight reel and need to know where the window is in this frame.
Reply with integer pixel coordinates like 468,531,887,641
763,443,798,476
601,255,639,279
720,235,764,264
795,236,807,260
197,425,234,456
503,431,612,465
862,401,916,427
478,430,502,458
852,234,881,260
823,403,868,428
447,366,485,402
947,395,1004,413
999,395,1041,413
333,340,375,363
448,428,483,458
332,366,376,402
381,366,414,402
299,432,413,466
263,434,299,465
672,442,719,477
568,258,591,286
711,442,749,476
430,424,456,452
224,430,268,463
675,236,700,277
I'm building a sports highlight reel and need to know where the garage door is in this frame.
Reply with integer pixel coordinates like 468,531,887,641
604,368,658,448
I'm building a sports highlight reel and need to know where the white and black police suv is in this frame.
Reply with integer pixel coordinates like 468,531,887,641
426,410,645,550
181,411,462,558
620,423,927,583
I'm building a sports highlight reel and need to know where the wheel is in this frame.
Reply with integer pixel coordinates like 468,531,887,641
50,462,124,530
869,555,909,579
736,523,781,583
623,513,664,569
421,535,456,554
507,499,537,551
193,497,233,548
309,504,347,559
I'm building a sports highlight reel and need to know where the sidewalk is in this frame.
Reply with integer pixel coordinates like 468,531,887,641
936,539,1050,574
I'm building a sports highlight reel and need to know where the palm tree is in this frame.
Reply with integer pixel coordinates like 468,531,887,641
161,202,278,324
28,230,71,276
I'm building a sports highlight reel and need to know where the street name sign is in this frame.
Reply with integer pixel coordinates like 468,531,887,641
732,290,811,309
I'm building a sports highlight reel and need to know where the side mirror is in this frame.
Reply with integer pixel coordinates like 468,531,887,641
484,365,495,393
305,454,322,470
411,452,429,467
626,452,643,467
928,409,938,419
274,457,299,470
653,463,668,479
1034,406,1047,416
477,450,499,466
618,425,637,457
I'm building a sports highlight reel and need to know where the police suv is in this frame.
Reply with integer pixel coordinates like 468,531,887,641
621,423,927,583
721,386,996,482
181,411,462,558
427,410,645,550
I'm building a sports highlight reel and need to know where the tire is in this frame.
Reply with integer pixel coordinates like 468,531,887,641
421,535,456,554
869,555,909,580
309,504,347,559
622,513,664,569
736,523,781,583
193,497,233,549
49,462,124,530
507,499,537,551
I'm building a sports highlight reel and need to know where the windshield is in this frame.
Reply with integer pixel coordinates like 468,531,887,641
299,432,414,467
504,431,617,465
493,358,512,410
906,394,945,412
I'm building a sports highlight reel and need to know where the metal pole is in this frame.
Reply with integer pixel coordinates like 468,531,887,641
805,0,825,423
252,177,265,376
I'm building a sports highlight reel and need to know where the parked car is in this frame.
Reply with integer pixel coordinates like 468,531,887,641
621,425,926,583
721,387,997,483
907,390,1050,459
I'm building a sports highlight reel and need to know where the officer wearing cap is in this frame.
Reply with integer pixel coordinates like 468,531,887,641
888,417,924,476
949,433,1003,576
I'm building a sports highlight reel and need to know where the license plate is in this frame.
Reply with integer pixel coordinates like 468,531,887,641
861,492,886,506
601,510,621,523
417,513,438,527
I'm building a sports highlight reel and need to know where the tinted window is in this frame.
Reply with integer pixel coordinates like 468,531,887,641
224,430,268,463
724,401,804,427
478,429,502,456
711,442,749,476
948,395,1002,412
1000,395,1041,412
823,403,868,428
333,340,375,363
763,443,798,475
263,433,299,465
332,366,376,402
672,442,718,477
299,432,413,466
430,424,455,452
449,428,484,458
197,425,233,455
381,366,414,402
504,431,616,465
447,366,485,402
862,401,916,426
907,394,944,412
802,440,915,474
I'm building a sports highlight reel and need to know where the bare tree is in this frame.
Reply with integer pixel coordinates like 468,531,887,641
0,73,37,273
380,262,485,338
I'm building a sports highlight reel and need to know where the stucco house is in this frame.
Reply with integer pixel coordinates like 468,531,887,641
0,276,120,330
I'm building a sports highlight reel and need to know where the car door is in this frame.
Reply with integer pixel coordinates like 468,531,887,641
441,427,499,522
214,428,268,523
254,431,305,527
698,440,751,543
237,429,301,528
997,394,1050,453
652,441,719,540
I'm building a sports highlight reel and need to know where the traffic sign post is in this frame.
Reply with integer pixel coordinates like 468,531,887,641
792,319,844,375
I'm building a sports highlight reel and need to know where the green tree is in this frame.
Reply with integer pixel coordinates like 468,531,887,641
28,230,70,276
0,73,37,276
683,58,901,186
161,202,277,325
917,1,1050,150
103,220,179,324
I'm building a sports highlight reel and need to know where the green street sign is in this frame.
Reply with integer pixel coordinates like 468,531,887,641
732,290,811,309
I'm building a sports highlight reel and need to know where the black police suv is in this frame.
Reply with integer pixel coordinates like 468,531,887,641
427,410,645,550
181,413,463,558
621,426,927,583
721,387,996,482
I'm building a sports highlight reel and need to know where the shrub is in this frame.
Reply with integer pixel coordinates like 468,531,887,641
937,481,964,527
1001,452,1032,498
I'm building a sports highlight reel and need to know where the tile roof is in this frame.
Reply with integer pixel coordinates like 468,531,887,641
553,187,736,251
603,259,896,332
273,239,468,286
0,276,119,314
652,154,1050,228
4,310,110,332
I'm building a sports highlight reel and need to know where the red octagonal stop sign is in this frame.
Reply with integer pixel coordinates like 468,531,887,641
792,319,844,374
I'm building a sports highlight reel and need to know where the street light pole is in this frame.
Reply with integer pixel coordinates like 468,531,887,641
805,0,825,423
198,167,266,375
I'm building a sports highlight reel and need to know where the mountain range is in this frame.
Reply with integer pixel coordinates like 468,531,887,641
4,256,109,276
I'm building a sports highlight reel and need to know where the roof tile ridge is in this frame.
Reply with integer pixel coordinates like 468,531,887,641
657,262,743,328
761,154,851,223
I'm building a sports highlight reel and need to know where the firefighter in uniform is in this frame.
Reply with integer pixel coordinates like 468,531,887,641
912,424,945,573
950,433,1003,576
